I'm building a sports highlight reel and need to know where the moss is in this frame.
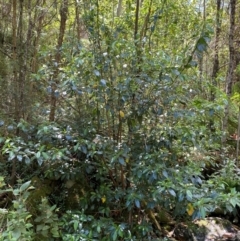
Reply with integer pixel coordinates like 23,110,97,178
65,183,86,210
26,177,53,216
0,53,7,78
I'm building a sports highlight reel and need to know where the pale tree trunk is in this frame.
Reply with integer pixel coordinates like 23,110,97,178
117,0,123,17
233,2,240,163
75,0,81,41
26,0,46,122
18,0,25,120
10,0,17,186
49,0,68,122
31,0,46,74
198,0,206,83
134,0,141,71
209,0,222,131
211,0,221,98
12,0,18,122
222,0,236,145
140,0,153,44
10,0,25,185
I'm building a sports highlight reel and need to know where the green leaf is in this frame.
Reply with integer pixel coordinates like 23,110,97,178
169,189,176,197
17,155,23,161
200,206,206,218
37,157,43,166
24,155,31,164
94,70,100,76
113,230,118,241
50,204,57,211
36,224,44,231
135,199,140,208
35,217,42,222
9,151,15,161
226,204,233,213
97,225,101,233
36,151,41,159
229,198,238,208
196,37,208,52
100,79,106,86
162,170,168,178
20,181,31,192
73,220,78,231
12,228,21,240
42,152,49,159
118,157,125,165
0,120,4,127
186,190,193,201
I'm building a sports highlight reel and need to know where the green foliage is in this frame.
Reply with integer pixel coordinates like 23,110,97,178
0,178,62,241
1,0,240,240
33,198,61,241
0,180,34,241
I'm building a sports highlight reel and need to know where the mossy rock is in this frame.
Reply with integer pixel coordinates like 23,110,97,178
65,182,86,210
0,53,7,78
26,177,53,216
173,218,240,241
156,209,173,224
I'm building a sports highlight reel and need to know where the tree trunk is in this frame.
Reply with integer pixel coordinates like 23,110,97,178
75,0,81,41
211,0,221,97
209,0,222,131
198,0,206,83
222,0,236,145
117,0,123,17
49,0,68,122
134,0,141,71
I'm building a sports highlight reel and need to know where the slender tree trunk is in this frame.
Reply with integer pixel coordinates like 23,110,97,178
134,0,140,42
49,0,68,121
222,0,236,145
134,0,141,71
117,0,123,17
209,0,221,131
237,107,240,164
32,0,45,74
211,0,221,98
18,0,25,120
12,0,18,122
198,0,206,83
11,0,17,186
140,0,153,43
75,0,81,41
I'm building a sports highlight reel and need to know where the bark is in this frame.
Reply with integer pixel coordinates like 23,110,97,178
198,0,206,82
209,0,222,131
117,0,123,17
140,0,153,43
225,0,236,96
211,0,221,95
17,0,25,120
134,0,140,42
75,0,81,41
134,0,141,71
10,0,17,186
31,0,46,74
222,0,236,145
49,0,68,122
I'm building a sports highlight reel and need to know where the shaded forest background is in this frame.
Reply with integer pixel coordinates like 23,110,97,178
1,0,240,240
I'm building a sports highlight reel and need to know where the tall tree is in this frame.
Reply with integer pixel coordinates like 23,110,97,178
222,0,236,144
49,0,68,121
211,0,221,97
209,0,222,131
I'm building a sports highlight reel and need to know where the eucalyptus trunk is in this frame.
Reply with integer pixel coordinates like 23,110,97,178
209,0,222,131
49,0,68,121
222,0,236,145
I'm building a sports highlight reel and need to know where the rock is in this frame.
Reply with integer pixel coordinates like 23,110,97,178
172,217,240,241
